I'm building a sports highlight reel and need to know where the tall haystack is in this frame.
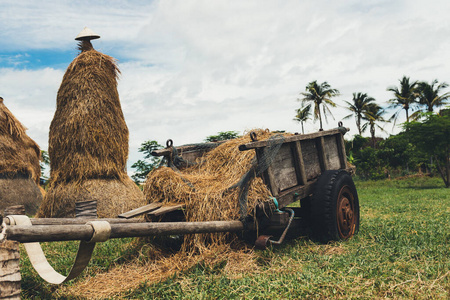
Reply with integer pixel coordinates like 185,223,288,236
37,28,144,218
0,97,43,215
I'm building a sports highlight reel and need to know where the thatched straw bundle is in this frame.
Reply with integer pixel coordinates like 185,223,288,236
0,97,42,214
144,129,283,253
49,49,128,184
38,46,144,218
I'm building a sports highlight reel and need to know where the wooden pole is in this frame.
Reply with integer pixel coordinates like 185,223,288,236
3,218,144,226
6,220,245,243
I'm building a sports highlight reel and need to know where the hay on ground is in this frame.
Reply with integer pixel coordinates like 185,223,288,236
0,97,42,214
38,45,144,218
60,243,259,299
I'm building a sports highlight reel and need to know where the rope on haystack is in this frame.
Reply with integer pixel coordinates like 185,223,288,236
0,97,43,215
37,28,144,218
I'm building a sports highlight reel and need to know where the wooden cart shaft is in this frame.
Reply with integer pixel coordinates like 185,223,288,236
5,220,244,243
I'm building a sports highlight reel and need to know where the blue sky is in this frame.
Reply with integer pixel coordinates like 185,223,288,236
0,49,78,69
1,0,450,175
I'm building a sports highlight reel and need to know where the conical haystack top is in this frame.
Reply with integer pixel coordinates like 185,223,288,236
75,27,100,41
75,27,100,52
0,97,40,182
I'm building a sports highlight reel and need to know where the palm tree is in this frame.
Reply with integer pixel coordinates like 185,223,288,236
300,80,339,130
294,104,311,134
362,103,388,147
387,76,418,125
343,92,375,135
416,79,450,113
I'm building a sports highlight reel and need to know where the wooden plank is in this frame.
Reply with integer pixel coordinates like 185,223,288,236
179,150,205,163
118,203,162,219
266,166,279,196
151,141,224,157
301,139,321,180
0,240,21,299
336,133,348,169
256,148,278,197
323,135,341,170
239,128,348,151
293,141,308,185
3,206,25,216
276,179,318,208
316,137,329,171
75,200,97,218
269,144,297,192
275,167,355,208
148,204,185,217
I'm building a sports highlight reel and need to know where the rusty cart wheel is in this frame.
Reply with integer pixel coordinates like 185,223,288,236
311,170,359,242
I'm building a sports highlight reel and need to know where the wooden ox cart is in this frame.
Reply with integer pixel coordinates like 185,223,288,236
0,125,359,291
150,124,359,247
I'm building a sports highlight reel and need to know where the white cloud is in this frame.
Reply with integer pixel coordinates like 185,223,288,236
0,68,62,150
2,0,450,174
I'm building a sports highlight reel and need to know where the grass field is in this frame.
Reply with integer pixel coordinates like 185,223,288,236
20,176,450,299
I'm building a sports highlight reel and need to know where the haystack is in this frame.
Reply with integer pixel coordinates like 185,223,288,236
0,97,43,215
144,129,284,253
38,31,144,218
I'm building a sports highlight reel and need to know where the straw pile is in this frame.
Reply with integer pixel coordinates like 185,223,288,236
0,97,42,215
144,129,279,252
38,46,144,218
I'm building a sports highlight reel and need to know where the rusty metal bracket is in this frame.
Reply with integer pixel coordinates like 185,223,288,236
268,208,294,245
254,208,295,250
255,235,272,250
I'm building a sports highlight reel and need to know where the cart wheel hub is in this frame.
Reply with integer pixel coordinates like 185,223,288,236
337,186,356,239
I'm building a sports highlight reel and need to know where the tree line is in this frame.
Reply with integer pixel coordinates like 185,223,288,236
294,77,449,187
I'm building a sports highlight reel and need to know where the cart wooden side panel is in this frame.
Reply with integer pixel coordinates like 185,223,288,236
239,128,351,208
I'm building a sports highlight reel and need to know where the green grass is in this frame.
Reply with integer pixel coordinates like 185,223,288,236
20,176,450,299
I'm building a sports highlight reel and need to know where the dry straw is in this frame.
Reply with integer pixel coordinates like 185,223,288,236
0,97,42,214
144,129,282,252
49,49,128,184
38,46,144,218
0,97,40,182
